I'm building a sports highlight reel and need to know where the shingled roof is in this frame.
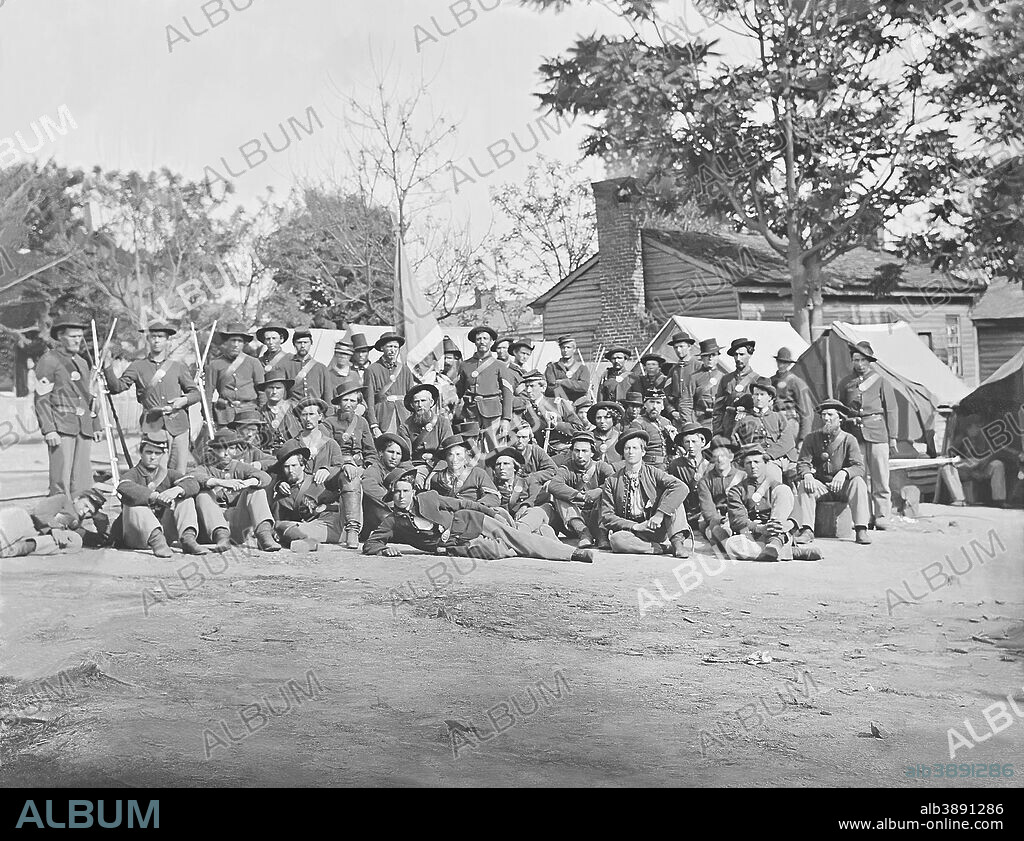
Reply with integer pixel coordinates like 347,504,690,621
643,229,984,298
970,277,1024,320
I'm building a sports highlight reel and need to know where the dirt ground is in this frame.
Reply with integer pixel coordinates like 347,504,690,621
1,448,1022,787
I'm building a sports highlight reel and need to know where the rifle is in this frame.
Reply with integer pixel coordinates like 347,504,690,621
586,344,603,404
191,320,217,437
91,320,120,484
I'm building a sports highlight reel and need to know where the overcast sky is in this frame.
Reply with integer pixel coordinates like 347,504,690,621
0,0,741,238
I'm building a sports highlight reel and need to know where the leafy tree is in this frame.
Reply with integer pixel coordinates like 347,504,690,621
526,0,974,339
903,1,1024,282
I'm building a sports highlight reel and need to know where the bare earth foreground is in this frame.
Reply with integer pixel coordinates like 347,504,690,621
1,480,1022,787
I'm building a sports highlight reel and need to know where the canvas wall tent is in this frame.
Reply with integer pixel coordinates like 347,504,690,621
790,321,969,445
279,325,562,372
947,346,1024,451
641,316,809,377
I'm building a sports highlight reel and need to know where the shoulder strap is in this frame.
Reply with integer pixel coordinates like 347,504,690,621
264,349,288,372
225,354,246,377
294,358,317,385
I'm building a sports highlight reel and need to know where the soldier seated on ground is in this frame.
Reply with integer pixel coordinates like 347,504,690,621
793,400,871,546
508,421,559,481
428,433,500,506
586,401,623,464
193,429,281,552
546,432,615,548
361,433,415,539
230,410,276,469
600,429,691,558
0,487,109,558
271,441,344,551
113,431,206,558
399,383,453,461
721,444,820,562
363,468,592,564
696,436,747,544
484,447,556,537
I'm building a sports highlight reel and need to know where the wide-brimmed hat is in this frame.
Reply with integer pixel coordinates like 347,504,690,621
750,377,777,398
468,325,498,342
736,442,768,460
228,410,266,428
509,338,534,354
375,433,412,460
639,353,665,366
622,391,644,407
603,346,630,361
209,428,244,449
732,393,754,412
256,370,294,391
374,331,405,351
349,332,371,352
383,465,420,499
255,323,290,344
404,383,439,412
140,430,171,451
292,397,331,416
698,338,721,356
435,434,468,456
494,336,512,349
274,441,310,469
615,428,650,455
674,422,712,447
849,341,876,361
727,338,755,357
49,316,89,339
816,399,850,417
442,336,463,357
485,446,525,467
643,388,667,401
669,330,696,346
774,346,797,364
216,322,254,342
139,322,177,336
587,401,623,424
332,384,364,404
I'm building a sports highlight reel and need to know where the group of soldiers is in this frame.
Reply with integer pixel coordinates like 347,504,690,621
2,317,930,565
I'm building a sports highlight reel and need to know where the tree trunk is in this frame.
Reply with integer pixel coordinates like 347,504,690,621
790,254,824,343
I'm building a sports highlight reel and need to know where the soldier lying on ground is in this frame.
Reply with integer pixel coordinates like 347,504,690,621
0,487,109,558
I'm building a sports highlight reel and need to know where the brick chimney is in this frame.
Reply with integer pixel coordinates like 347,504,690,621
592,177,648,350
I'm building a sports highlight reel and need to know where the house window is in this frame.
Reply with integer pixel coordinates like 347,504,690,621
945,315,963,377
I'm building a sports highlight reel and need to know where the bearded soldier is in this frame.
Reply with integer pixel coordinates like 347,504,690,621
455,325,513,452
103,322,200,471
597,347,635,403
399,383,453,461
34,316,99,497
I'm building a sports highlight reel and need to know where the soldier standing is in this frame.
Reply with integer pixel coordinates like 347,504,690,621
456,325,513,452
633,353,670,398
325,339,362,400
507,338,533,396
104,322,200,472
545,336,591,409
666,330,697,425
255,323,297,379
287,329,330,403
364,331,415,437
205,322,265,427
679,338,721,426
771,347,814,449
34,316,99,497
837,341,898,529
713,338,759,436
349,333,372,381
597,347,635,403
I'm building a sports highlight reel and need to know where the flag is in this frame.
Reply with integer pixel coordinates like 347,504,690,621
394,237,444,375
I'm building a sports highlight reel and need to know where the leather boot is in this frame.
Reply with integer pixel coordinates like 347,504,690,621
794,526,815,545
756,537,783,562
570,548,594,563
7,538,37,557
180,528,208,555
345,525,360,550
147,528,173,558
855,526,872,545
211,527,232,553
254,521,281,552
568,518,594,548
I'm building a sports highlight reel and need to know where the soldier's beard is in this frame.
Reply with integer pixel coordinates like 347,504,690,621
643,407,661,420
338,407,354,422
414,407,434,423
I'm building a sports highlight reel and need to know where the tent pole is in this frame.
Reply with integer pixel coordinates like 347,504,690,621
824,330,833,398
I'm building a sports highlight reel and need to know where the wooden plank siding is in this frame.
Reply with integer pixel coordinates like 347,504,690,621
740,296,979,386
539,260,604,359
976,320,1024,383
642,238,741,321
